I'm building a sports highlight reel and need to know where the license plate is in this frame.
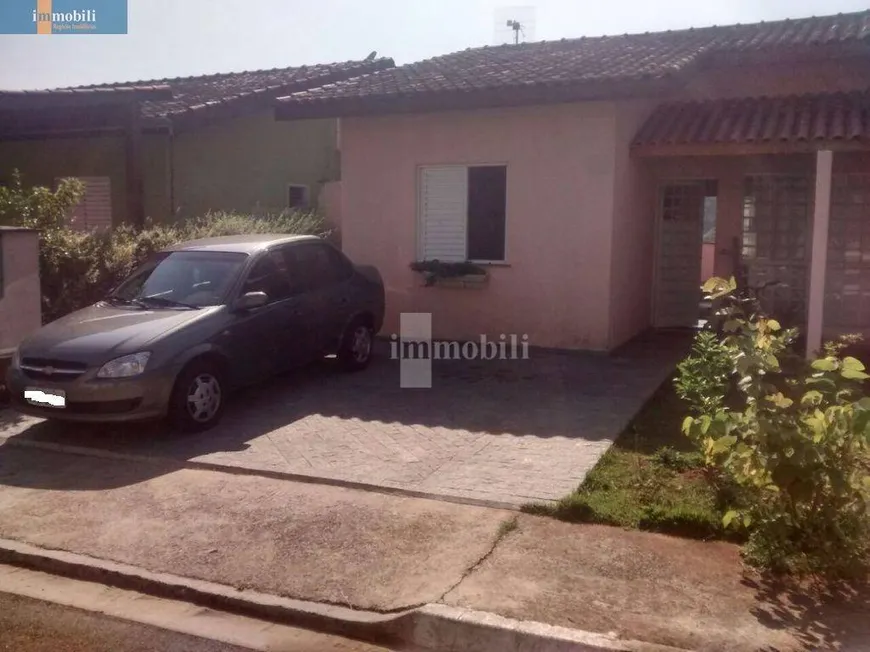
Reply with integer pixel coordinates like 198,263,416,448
24,388,67,409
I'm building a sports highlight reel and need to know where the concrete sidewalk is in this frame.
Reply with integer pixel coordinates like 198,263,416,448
0,445,866,651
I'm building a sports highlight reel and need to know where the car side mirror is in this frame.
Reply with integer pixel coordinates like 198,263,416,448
233,291,268,311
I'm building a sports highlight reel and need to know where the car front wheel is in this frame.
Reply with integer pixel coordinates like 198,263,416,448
338,318,374,371
169,360,225,432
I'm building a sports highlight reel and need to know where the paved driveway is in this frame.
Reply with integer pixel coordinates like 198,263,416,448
0,331,688,506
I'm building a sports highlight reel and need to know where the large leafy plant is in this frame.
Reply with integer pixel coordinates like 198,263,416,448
679,277,870,577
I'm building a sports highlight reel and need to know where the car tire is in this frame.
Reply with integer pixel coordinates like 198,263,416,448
338,317,374,372
168,359,225,432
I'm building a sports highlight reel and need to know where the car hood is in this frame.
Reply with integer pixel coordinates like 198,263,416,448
19,303,221,363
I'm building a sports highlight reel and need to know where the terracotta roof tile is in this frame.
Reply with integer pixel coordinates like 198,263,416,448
632,90,870,146
65,58,394,120
277,10,870,116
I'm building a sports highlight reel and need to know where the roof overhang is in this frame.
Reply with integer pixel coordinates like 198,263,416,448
274,76,683,120
0,86,173,140
632,90,870,157
0,86,172,110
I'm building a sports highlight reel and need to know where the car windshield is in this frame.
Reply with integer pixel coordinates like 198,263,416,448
112,251,248,308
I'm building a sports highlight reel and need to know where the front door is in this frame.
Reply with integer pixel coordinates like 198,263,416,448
654,182,705,328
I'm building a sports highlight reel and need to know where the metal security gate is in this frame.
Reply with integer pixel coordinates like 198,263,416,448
654,183,705,328
741,175,811,326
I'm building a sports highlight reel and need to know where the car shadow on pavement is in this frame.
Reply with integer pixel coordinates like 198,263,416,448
0,441,186,491
746,575,870,651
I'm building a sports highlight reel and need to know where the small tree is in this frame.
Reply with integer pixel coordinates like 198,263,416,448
679,277,870,577
0,170,83,230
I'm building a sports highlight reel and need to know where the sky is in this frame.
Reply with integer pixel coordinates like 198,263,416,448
0,0,868,90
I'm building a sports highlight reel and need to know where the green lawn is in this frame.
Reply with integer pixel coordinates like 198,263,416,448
524,379,742,541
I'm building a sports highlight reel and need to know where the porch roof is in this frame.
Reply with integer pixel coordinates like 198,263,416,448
632,90,870,156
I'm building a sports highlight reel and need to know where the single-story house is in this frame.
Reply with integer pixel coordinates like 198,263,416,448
276,10,870,355
0,56,393,228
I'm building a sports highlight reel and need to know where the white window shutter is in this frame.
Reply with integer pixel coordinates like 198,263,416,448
62,177,112,231
419,166,467,262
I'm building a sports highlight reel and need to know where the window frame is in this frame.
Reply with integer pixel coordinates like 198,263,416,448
287,184,311,211
416,163,509,265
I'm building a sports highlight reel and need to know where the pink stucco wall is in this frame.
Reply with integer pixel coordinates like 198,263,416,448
608,100,658,349
700,243,716,283
0,229,41,351
341,104,619,350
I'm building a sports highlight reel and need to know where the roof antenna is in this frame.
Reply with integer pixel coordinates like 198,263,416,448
493,7,535,45
506,19,523,44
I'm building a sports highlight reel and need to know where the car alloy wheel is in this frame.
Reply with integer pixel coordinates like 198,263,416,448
186,372,222,423
351,325,372,363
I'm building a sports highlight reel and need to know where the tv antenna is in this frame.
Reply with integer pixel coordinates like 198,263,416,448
506,19,524,44
493,7,535,45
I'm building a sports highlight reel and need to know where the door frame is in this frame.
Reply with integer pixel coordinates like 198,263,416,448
651,178,710,329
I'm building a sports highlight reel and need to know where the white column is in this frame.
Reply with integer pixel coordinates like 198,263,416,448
806,150,833,358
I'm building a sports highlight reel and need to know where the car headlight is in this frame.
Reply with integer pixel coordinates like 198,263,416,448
97,352,151,378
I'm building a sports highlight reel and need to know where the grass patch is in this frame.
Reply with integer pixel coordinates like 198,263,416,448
523,379,742,541
494,516,519,544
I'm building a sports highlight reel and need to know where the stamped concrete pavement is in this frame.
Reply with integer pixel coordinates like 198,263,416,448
0,331,687,506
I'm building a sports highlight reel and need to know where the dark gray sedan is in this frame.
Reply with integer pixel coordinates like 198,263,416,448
6,235,385,431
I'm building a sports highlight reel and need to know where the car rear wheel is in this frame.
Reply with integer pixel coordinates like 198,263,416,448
169,360,225,432
338,318,374,371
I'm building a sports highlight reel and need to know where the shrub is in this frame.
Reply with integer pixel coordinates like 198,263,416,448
680,277,870,578
674,330,731,415
0,171,84,230
1,172,327,323
38,210,326,322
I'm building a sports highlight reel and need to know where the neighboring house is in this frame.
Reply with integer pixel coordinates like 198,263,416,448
276,10,870,354
0,57,393,228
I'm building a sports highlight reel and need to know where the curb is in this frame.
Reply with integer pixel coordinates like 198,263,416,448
0,538,686,652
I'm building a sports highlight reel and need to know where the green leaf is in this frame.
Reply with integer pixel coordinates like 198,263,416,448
711,434,737,453
763,354,781,369
767,319,781,331
742,514,753,528
812,358,838,372
801,390,823,406
857,397,870,411
681,416,694,435
806,377,837,390
842,356,866,372
722,510,738,528
841,369,870,381
765,393,793,408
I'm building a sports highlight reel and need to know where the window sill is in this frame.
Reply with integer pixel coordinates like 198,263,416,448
417,274,489,289
469,260,510,267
